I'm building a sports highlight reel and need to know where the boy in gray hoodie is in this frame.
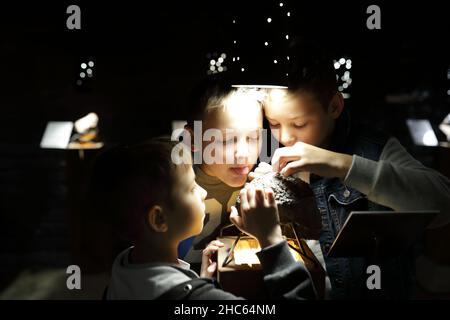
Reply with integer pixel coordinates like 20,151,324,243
91,138,316,300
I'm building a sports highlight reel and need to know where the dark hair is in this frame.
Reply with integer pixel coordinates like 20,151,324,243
288,37,338,108
89,138,189,241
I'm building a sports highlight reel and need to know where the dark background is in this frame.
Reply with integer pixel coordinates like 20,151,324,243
1,1,449,144
0,1,449,297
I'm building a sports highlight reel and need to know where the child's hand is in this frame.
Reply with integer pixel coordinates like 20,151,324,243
200,240,224,278
230,186,283,248
271,141,353,180
248,162,273,181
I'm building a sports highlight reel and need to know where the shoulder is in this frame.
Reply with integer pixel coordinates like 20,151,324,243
108,258,196,299
157,276,240,300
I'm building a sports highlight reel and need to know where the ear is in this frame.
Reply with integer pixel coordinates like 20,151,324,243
146,205,168,233
183,125,198,152
328,92,345,120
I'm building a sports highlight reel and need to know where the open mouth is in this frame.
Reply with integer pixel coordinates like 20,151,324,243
230,166,250,176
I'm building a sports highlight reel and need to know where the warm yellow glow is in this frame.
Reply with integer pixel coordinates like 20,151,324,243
234,238,260,267
231,85,287,89
233,238,303,267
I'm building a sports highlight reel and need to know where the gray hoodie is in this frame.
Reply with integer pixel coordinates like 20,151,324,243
107,248,198,299
107,241,316,300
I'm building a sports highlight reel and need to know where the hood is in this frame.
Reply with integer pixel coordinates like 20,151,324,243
107,247,198,299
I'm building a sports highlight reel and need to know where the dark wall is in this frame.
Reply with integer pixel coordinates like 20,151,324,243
1,2,449,145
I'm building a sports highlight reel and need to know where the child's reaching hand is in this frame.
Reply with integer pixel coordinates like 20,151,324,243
200,240,224,278
230,186,284,248
271,141,353,180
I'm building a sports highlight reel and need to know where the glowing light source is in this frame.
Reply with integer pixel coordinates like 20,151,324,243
264,42,269,46
267,18,272,23
80,72,86,78
74,112,99,134
343,71,350,81
346,59,352,69
339,58,346,65
232,84,287,89
423,130,439,146
81,63,87,69
88,61,94,67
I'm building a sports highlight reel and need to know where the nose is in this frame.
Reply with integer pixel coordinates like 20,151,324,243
235,138,249,164
280,128,296,147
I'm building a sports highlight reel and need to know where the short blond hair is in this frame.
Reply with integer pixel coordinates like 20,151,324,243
186,76,264,128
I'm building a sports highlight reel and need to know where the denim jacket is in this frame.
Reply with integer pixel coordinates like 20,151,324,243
310,112,414,299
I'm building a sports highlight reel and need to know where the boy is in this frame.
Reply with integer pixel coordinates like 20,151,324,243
255,40,450,299
90,138,315,299
179,76,265,270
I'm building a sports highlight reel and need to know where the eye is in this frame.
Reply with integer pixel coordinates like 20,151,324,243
294,123,306,128
217,137,235,145
246,137,258,145
269,122,280,128
247,133,260,142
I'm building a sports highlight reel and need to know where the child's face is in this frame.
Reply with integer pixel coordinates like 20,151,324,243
265,90,339,148
200,104,263,187
170,166,207,240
